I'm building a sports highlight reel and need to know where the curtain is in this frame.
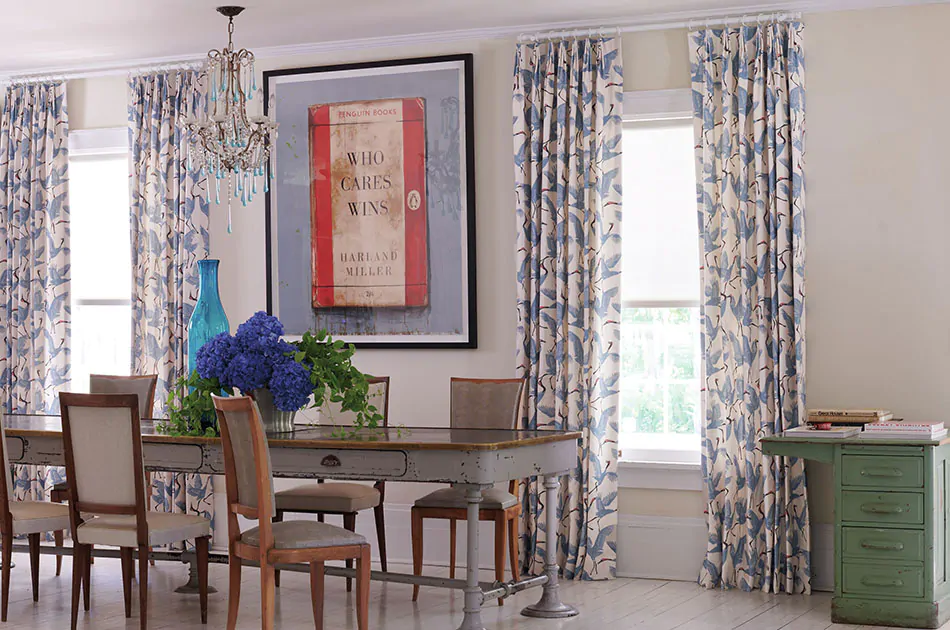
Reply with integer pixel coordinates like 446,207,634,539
0,82,70,509
513,37,623,581
690,22,808,593
129,71,214,543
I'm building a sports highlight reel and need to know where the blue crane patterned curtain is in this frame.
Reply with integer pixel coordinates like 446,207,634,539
513,36,623,581
129,71,213,542
0,82,70,507
690,22,809,593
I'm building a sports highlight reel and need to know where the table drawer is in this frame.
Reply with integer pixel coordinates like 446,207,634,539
842,527,925,563
841,491,924,525
273,448,408,479
841,455,924,489
842,563,924,598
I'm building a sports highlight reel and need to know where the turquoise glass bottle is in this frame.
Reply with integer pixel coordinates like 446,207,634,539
187,259,229,376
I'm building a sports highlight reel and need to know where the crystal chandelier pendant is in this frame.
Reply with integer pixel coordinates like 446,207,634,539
186,6,278,233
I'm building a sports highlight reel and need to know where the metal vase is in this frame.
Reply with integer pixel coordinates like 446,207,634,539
252,388,296,434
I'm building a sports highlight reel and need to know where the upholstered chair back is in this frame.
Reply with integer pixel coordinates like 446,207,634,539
89,374,157,418
449,378,526,431
59,393,143,510
213,396,276,519
320,377,390,428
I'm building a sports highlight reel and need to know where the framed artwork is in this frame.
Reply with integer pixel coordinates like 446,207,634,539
264,54,476,349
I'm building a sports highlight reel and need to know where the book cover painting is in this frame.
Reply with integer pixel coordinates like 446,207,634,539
308,98,428,308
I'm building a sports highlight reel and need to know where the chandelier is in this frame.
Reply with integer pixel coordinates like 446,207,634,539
187,6,277,229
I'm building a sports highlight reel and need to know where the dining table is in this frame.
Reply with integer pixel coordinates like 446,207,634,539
3,414,582,630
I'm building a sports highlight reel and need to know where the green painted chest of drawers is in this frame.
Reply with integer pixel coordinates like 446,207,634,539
762,436,950,628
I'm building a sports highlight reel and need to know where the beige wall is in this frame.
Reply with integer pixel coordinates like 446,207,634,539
65,0,950,527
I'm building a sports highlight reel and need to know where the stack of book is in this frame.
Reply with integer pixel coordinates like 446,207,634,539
862,420,948,441
783,425,862,439
808,409,894,425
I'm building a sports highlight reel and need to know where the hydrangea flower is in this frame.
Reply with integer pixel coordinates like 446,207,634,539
269,358,312,411
195,332,237,382
193,311,314,411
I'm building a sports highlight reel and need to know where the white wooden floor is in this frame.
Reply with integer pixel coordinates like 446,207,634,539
2,555,948,630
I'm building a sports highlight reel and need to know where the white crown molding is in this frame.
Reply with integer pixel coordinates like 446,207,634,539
1,0,946,82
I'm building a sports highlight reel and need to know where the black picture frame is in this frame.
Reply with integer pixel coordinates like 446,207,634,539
264,53,476,349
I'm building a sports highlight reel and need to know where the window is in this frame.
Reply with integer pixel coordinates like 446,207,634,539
68,129,132,391
620,90,701,465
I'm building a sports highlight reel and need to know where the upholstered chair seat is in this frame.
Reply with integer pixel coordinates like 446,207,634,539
9,501,70,535
275,483,380,514
414,487,518,511
241,520,366,550
76,512,211,548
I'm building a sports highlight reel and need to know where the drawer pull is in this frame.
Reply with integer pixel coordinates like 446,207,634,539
860,540,905,551
860,467,903,478
860,576,904,588
860,503,904,515
320,455,342,467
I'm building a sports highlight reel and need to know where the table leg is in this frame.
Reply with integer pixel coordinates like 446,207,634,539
457,485,485,630
174,551,219,594
521,474,578,619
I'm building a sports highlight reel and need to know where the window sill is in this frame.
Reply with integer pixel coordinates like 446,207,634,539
618,460,703,491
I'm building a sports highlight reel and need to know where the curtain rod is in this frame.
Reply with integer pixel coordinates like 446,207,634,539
519,11,802,41
1,59,205,86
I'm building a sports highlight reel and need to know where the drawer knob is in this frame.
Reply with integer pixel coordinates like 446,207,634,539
860,467,903,478
860,503,904,514
860,576,904,588
860,540,905,551
321,454,342,467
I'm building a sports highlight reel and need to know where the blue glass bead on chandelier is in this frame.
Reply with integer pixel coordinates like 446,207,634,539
188,259,230,380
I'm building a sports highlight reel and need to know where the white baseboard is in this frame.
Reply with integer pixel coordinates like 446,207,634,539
617,515,706,581
616,516,835,592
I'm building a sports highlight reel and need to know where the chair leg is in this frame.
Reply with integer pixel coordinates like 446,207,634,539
138,544,149,630
273,510,284,588
28,532,40,602
148,546,155,567
449,519,457,580
356,545,370,630
82,545,91,611
494,515,506,606
69,537,83,630
261,563,276,630
411,508,423,602
227,554,242,630
120,547,133,618
374,502,388,573
54,529,63,577
197,536,209,624
508,516,520,582
309,561,324,630
343,513,356,593
1,533,11,623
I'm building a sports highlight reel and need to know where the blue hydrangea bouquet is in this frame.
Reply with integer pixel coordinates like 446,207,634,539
161,311,381,436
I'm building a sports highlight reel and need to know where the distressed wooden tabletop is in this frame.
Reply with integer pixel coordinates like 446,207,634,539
4,414,582,452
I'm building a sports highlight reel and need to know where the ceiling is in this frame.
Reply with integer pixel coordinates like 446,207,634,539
0,0,935,75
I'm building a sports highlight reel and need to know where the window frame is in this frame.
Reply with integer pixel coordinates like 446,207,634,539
618,89,703,471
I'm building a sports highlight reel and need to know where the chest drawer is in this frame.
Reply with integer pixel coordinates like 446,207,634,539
841,491,924,525
842,527,925,563
841,455,924,489
842,562,924,598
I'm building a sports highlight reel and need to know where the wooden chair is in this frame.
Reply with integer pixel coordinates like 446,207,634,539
59,392,210,630
411,377,525,604
212,395,370,630
52,374,158,576
0,411,71,622
274,376,389,591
